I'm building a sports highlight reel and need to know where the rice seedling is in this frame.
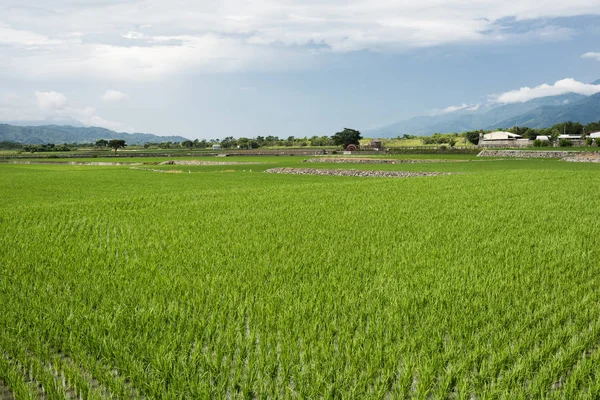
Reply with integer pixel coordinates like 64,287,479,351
1,157,600,398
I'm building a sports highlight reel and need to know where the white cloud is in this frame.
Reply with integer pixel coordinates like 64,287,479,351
102,90,129,102
0,1,599,79
493,78,600,103
123,31,145,40
439,103,480,113
30,90,133,131
35,91,68,111
442,104,469,113
582,52,600,61
0,24,58,46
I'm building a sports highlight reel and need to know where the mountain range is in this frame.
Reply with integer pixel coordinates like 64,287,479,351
0,124,189,145
367,79,600,137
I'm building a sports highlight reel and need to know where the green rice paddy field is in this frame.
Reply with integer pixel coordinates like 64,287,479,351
1,155,600,398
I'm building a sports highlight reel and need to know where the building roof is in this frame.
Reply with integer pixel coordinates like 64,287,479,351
537,135,550,141
482,131,523,141
589,131,600,138
558,135,582,139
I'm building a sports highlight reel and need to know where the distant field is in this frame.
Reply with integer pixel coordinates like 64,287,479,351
1,156,600,398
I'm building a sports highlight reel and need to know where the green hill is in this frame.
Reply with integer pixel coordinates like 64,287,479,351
0,124,189,145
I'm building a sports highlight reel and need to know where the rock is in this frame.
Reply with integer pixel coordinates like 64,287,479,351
477,150,574,159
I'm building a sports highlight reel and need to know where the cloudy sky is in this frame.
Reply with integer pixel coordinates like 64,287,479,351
1,1,600,139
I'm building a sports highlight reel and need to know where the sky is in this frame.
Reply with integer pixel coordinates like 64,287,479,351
1,1,600,140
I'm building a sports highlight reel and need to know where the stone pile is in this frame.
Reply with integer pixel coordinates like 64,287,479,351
477,150,573,158
265,168,452,178
160,160,263,165
304,158,457,164
562,152,600,163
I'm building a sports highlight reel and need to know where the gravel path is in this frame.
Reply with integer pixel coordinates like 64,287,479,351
265,168,452,178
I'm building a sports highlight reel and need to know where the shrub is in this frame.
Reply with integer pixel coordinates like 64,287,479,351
440,145,447,151
559,139,573,147
586,137,593,146
533,139,542,147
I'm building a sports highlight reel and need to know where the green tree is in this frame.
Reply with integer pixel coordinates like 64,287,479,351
221,136,236,149
237,137,250,149
331,128,362,149
95,139,108,148
465,131,481,145
181,140,194,149
108,139,126,153
585,121,600,133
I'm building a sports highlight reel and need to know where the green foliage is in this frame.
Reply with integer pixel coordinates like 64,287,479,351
22,143,73,153
465,131,481,145
559,139,573,147
586,137,593,147
108,139,126,152
0,141,23,150
331,128,362,149
533,139,542,147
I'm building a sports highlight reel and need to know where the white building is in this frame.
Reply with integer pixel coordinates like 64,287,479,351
482,131,523,141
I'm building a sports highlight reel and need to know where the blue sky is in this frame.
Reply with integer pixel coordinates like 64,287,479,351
1,1,600,139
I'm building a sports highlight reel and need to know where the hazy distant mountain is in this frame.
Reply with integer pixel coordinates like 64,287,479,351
367,81,600,137
492,93,600,129
2,118,86,128
0,124,189,144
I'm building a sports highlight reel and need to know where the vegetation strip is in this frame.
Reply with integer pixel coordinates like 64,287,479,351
303,157,465,164
265,167,452,177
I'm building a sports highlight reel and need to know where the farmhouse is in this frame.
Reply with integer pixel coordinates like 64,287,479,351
589,131,600,138
363,139,383,151
479,131,531,148
536,135,550,142
482,131,522,141
558,134,582,140
212,144,221,150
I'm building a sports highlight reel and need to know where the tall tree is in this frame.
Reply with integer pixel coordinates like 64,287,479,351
331,128,362,149
108,139,126,153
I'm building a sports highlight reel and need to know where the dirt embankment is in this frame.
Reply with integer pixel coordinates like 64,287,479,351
264,168,452,178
